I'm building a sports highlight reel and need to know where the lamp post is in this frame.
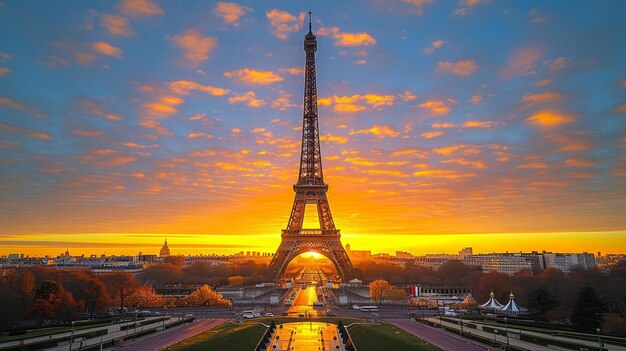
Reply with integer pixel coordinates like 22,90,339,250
504,317,509,351
493,329,498,348
597,328,602,351
68,321,76,351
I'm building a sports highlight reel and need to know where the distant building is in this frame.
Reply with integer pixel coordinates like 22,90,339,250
542,252,596,273
345,243,371,261
160,239,171,257
464,252,544,276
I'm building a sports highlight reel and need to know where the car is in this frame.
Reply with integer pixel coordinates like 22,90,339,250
264,312,274,317
242,313,255,319
281,312,288,316
326,312,336,316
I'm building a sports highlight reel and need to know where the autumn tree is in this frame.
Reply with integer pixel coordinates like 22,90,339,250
387,288,409,305
127,284,165,308
369,279,393,304
28,280,82,320
180,285,229,307
101,272,139,312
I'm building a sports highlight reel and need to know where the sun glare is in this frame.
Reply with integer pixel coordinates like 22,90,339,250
303,251,323,259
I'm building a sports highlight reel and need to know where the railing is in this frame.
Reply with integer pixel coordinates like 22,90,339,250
337,320,357,351
254,320,276,351
282,229,340,236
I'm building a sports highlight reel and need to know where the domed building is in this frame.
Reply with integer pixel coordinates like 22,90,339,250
159,239,170,257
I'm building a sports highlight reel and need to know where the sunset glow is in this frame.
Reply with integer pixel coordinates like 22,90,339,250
1,1,625,257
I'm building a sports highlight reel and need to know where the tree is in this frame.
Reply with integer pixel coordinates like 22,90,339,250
180,285,229,307
127,285,165,308
82,277,111,318
527,287,559,321
28,280,82,321
101,272,139,312
571,286,605,332
369,279,393,304
387,288,409,305
228,276,245,287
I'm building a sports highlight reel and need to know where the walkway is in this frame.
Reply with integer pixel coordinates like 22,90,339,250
266,322,344,351
389,320,488,351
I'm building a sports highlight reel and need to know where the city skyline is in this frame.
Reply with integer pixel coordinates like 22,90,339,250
1,0,626,257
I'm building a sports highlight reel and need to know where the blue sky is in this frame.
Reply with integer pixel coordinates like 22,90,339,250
1,0,625,255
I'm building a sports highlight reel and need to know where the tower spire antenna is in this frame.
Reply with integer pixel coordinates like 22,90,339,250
308,11,312,33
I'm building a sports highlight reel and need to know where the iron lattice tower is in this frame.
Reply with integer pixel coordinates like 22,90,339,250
269,13,353,281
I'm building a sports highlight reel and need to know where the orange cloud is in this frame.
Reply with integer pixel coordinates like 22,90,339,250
320,133,349,144
522,91,565,103
334,104,367,113
525,110,576,130
454,0,490,16
227,91,265,107
170,30,217,67
69,129,104,137
421,131,444,139
168,81,229,96
224,68,284,85
100,14,134,36
437,60,479,76
214,2,252,26
564,158,595,168
400,91,417,101
399,0,434,14
317,26,376,47
138,119,172,136
413,169,470,179
75,52,97,65
463,120,500,128
278,67,304,75
0,96,47,118
79,99,124,121
0,67,10,76
0,122,51,140
617,103,626,114
351,125,400,138
92,41,123,58
550,57,567,71
418,100,451,115
266,9,305,39
431,122,457,129
423,40,444,54
533,79,553,87
188,132,213,139
501,47,541,79
119,0,164,17
442,158,487,169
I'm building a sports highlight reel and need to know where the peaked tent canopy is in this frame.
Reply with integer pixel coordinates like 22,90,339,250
480,291,504,309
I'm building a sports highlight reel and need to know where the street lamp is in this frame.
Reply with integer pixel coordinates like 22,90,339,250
68,321,76,351
493,329,498,348
597,328,602,351
504,317,509,351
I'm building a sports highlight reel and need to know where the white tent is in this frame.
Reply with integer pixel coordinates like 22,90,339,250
500,292,528,314
480,291,504,309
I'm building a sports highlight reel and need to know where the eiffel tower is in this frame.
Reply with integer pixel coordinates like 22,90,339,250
269,13,353,281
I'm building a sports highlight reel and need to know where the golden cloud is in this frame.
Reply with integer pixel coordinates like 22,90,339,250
224,68,284,85
170,30,217,67
278,67,304,75
521,91,565,103
463,120,500,128
266,9,305,39
437,60,479,76
119,0,164,17
320,133,348,144
351,124,400,138
334,104,367,113
227,91,265,107
214,2,252,26
168,81,229,96
92,41,123,58
100,14,134,36
317,26,376,47
421,131,444,139
525,110,576,130
0,67,10,76
418,100,451,115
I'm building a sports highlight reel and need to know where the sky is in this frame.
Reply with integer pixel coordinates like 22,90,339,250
1,0,625,257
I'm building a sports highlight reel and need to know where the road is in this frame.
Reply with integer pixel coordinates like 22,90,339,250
114,318,226,351
389,320,489,351
287,286,319,317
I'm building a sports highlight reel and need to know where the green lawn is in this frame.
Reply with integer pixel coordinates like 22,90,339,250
163,322,267,351
349,323,441,351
